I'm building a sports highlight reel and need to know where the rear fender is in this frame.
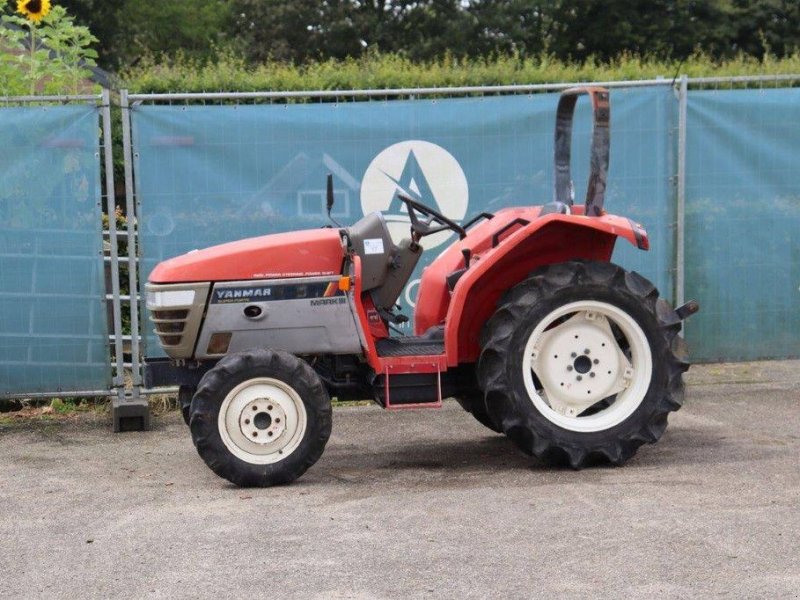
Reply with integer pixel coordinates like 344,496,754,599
443,214,649,365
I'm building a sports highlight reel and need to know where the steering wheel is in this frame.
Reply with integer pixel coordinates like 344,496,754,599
396,193,466,241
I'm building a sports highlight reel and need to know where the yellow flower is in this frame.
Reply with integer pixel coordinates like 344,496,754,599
16,0,52,24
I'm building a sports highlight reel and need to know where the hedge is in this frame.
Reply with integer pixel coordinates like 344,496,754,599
120,51,800,94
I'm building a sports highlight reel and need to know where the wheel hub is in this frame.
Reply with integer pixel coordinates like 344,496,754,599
239,398,287,444
253,411,272,429
217,376,307,464
573,354,592,374
525,304,649,428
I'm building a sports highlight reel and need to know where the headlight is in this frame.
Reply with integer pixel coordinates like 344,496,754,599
146,289,196,309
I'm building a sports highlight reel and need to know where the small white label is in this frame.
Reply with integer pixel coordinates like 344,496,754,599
363,238,385,255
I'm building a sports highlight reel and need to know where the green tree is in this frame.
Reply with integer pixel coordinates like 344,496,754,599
227,0,747,64
51,0,800,68
465,0,553,57
730,0,800,59
112,0,231,66
58,0,231,68
542,0,738,61
54,0,123,68
229,0,481,63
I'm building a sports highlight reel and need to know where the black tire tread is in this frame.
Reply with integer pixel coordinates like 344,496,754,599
476,260,688,468
189,349,332,487
178,385,194,426
454,394,502,433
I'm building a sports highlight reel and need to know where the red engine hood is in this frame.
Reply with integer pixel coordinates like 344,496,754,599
148,228,344,283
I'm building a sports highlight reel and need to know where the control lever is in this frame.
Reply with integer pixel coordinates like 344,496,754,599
461,248,472,269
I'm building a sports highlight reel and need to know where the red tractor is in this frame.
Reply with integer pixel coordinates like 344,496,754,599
145,87,698,487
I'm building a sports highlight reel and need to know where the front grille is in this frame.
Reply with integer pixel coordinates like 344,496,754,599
151,309,190,347
153,309,189,321
145,282,209,359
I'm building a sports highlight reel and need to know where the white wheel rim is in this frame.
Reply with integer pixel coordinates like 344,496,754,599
522,300,652,433
217,377,308,464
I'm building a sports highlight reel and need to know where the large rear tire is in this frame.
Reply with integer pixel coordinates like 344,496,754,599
454,394,501,433
477,261,687,468
190,349,332,487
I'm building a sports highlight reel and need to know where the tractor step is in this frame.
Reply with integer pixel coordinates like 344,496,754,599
375,335,444,357
374,371,443,410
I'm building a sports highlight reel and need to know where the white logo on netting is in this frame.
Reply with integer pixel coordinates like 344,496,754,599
360,140,469,249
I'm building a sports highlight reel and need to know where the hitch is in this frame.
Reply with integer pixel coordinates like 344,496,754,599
675,300,700,321
661,299,701,328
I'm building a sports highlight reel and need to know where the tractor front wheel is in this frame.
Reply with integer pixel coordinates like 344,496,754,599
477,261,687,467
189,349,332,487
178,385,194,426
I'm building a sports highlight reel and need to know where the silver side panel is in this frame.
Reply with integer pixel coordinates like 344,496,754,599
196,276,363,359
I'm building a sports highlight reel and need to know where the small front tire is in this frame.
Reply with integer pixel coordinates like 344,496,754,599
178,385,194,426
190,349,332,487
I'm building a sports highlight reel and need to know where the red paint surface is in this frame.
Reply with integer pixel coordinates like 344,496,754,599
148,229,344,283
414,207,649,365
150,207,648,373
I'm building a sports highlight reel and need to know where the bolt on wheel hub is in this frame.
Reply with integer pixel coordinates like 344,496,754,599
238,398,287,444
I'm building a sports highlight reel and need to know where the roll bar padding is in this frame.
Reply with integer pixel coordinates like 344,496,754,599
553,86,610,216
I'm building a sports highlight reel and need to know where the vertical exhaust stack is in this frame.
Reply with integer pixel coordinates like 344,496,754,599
326,173,343,228
548,86,611,217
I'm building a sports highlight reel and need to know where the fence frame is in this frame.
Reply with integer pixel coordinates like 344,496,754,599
123,72,800,399
676,75,688,312
5,73,800,421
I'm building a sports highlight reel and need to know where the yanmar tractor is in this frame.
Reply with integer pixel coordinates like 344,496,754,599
144,87,698,487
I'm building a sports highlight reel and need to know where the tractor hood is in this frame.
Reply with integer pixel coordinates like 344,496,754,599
148,228,344,283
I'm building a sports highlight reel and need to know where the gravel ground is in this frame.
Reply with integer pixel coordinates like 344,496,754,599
0,360,798,599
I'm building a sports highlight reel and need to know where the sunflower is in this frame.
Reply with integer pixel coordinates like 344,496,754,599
16,0,52,24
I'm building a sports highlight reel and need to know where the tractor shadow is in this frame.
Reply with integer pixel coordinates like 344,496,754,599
374,434,527,472
308,421,754,490
316,433,532,483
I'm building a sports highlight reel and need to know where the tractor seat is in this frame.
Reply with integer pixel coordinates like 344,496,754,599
347,211,421,311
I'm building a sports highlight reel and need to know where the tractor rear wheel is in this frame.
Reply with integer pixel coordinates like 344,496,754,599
189,349,332,487
477,261,687,468
454,394,501,433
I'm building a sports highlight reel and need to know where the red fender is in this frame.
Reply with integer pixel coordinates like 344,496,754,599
414,207,649,366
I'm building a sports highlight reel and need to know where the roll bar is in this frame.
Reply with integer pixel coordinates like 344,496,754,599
553,86,610,216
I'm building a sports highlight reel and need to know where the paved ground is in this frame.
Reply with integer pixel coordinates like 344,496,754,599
1,361,798,599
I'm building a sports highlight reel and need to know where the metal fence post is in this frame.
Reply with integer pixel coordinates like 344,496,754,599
100,88,125,393
120,90,143,393
111,89,150,432
676,75,688,314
